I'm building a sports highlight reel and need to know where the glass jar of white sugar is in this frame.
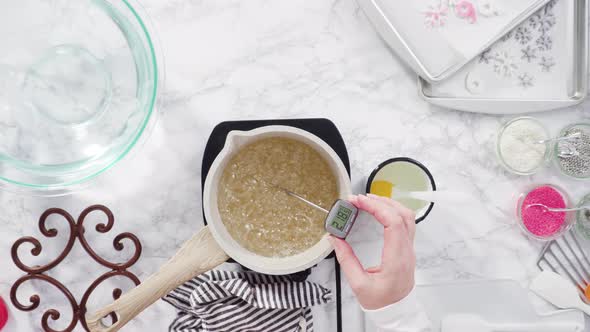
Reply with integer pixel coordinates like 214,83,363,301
497,117,551,175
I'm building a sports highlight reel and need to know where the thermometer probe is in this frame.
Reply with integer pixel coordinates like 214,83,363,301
261,180,359,239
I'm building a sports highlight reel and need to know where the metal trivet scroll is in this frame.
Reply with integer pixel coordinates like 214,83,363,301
10,205,142,332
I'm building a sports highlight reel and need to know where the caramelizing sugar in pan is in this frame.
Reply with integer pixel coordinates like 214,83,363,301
218,137,338,257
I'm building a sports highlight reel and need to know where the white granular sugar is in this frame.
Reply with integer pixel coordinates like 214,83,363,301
500,120,547,173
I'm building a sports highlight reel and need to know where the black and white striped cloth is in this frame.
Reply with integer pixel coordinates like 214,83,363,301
164,269,332,332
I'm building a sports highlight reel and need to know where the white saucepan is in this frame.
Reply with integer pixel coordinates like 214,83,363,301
87,125,352,332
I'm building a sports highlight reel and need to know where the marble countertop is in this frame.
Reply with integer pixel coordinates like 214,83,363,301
1,0,589,331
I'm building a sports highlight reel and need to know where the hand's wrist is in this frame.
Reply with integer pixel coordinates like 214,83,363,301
359,281,414,310
361,284,417,312
362,288,431,329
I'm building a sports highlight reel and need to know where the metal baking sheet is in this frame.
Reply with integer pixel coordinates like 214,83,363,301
358,0,552,83
419,0,588,114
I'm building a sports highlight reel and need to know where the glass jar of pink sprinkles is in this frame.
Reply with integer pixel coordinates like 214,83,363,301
516,184,574,241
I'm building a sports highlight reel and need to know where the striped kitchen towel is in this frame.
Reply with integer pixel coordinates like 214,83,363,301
163,270,332,332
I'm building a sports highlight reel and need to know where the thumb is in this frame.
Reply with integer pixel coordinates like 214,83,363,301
329,236,367,289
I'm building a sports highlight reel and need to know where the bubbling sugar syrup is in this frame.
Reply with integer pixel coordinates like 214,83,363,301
217,137,338,257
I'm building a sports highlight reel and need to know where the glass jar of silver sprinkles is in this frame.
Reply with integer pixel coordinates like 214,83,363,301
554,123,590,179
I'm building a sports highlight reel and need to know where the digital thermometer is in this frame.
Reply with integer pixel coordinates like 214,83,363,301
255,177,359,238
276,186,359,239
323,199,359,239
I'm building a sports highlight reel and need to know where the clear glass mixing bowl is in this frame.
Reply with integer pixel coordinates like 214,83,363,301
0,0,161,194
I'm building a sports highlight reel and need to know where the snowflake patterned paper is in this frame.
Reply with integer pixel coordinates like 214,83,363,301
423,0,578,101
493,51,519,77
520,45,537,62
359,0,552,81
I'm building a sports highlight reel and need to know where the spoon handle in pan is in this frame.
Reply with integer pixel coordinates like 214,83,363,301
86,226,229,332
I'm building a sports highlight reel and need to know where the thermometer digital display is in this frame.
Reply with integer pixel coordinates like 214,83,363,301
324,199,359,239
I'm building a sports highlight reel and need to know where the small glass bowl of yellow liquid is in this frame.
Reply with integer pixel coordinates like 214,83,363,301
366,157,436,223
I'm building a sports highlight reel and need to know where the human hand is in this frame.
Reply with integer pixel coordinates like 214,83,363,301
328,194,416,310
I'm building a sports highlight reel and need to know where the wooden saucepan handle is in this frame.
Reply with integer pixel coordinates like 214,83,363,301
86,226,229,332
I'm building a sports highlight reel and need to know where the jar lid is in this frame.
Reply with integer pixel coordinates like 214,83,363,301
366,157,436,224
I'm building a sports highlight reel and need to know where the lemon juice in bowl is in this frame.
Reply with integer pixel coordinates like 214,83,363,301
367,158,436,223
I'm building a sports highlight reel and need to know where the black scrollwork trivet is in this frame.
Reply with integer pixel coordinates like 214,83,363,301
10,205,142,332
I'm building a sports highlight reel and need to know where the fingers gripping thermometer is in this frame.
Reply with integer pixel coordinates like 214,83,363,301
262,180,359,238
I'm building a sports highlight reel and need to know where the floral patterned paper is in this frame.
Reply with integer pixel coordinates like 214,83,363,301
424,0,502,28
